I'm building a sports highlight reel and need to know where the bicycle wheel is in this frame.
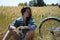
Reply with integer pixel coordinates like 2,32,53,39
39,17,60,40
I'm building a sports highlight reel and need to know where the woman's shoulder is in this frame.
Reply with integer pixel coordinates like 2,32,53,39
16,17,23,22
30,18,35,22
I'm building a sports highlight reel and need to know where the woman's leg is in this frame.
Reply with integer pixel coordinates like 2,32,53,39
24,31,34,40
3,30,11,40
3,30,20,40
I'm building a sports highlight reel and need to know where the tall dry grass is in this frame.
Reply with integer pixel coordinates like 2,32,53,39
0,6,60,40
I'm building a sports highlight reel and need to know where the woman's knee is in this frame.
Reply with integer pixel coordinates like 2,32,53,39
8,25,16,31
26,31,34,37
24,31,34,40
8,27,16,35
28,31,34,35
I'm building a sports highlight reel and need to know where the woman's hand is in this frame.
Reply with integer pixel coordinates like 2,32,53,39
18,26,30,30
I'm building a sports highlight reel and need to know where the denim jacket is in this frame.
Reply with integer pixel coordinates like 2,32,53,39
10,17,36,30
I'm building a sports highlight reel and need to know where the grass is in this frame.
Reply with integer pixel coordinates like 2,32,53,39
0,6,60,40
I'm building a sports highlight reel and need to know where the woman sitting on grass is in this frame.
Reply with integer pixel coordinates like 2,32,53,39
3,7,37,40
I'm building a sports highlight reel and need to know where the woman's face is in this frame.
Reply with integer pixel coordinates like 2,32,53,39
23,9,30,19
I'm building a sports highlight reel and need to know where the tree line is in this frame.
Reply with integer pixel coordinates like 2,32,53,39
18,0,46,6
18,0,59,7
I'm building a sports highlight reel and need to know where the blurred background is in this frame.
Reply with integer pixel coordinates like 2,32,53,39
0,0,60,7
0,0,60,40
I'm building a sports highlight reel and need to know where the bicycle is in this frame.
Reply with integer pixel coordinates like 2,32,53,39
39,17,60,40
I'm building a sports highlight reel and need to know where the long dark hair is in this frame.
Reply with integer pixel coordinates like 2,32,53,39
21,7,32,26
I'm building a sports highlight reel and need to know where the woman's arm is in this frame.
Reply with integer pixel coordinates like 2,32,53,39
29,18,37,30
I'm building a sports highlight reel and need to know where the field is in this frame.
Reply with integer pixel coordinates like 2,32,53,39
0,6,60,40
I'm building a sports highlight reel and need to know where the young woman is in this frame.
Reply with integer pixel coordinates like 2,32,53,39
3,7,37,40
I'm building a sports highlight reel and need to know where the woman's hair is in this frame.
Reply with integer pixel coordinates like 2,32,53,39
21,7,32,26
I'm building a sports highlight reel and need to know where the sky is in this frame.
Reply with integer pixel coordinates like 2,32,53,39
0,0,60,6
